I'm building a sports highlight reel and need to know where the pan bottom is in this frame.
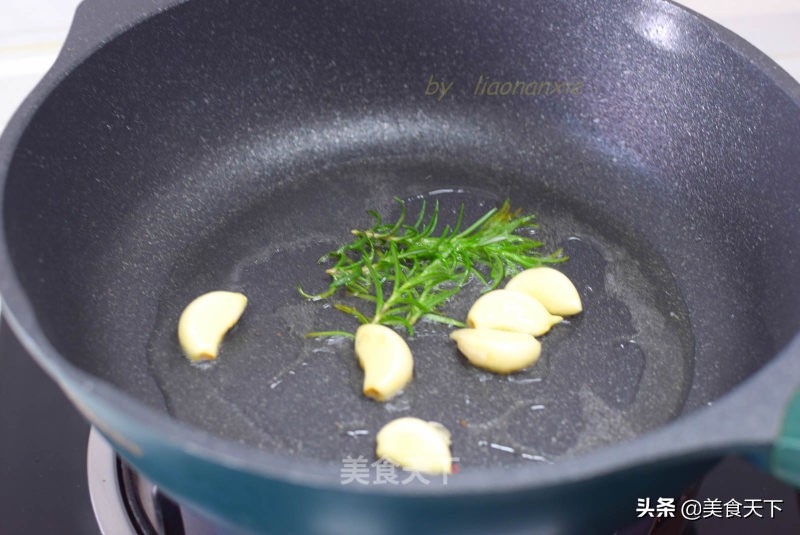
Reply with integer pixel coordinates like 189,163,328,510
144,160,693,468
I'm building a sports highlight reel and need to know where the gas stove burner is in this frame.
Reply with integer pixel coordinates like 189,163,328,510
87,428,250,535
87,427,176,535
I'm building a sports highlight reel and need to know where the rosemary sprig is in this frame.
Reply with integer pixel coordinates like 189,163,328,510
299,198,564,336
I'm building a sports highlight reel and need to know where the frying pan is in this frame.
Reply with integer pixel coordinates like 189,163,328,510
2,0,800,533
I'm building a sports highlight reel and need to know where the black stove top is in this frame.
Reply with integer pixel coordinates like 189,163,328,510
1,315,798,534
0,317,99,534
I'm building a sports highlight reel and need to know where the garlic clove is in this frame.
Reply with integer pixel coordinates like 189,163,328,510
450,328,542,373
376,417,452,475
505,267,582,316
178,291,248,362
355,324,413,401
466,289,561,336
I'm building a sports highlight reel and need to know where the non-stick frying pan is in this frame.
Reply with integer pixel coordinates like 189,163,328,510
2,0,800,533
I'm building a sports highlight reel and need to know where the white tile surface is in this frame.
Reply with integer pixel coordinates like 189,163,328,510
0,0,82,130
0,0,80,48
0,1,798,134
679,0,800,79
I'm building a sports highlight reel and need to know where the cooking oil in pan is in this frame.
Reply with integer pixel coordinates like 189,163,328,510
145,180,694,468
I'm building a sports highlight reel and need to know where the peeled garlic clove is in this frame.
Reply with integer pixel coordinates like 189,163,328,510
376,417,452,475
506,267,582,316
467,289,562,336
355,324,413,401
450,328,541,373
178,291,248,362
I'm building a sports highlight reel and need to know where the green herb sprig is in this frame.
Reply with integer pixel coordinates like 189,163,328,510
299,198,564,337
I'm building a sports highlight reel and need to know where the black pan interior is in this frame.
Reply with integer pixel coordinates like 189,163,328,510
4,0,800,468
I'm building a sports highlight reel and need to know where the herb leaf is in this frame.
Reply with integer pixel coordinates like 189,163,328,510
300,198,565,335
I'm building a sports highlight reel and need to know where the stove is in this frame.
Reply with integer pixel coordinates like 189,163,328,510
2,315,798,534
0,316,98,534
86,428,252,535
